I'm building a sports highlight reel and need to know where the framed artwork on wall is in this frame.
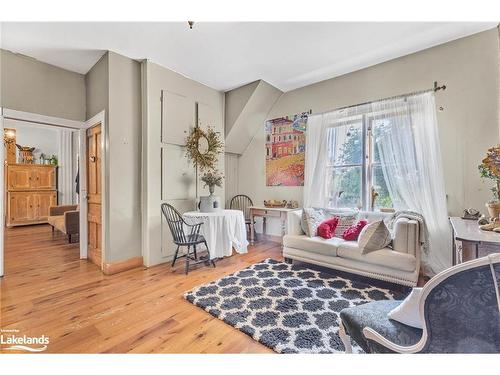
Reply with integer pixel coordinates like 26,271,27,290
265,112,308,186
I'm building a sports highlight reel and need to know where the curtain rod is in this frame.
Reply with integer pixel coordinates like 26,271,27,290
309,81,446,117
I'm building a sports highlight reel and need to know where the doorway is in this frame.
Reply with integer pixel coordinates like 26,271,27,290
0,108,107,277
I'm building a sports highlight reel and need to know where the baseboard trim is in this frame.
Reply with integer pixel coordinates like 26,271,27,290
103,256,144,275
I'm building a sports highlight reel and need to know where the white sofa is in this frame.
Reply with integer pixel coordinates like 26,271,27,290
283,210,421,286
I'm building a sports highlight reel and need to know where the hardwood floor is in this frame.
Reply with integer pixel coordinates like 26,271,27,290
0,224,280,353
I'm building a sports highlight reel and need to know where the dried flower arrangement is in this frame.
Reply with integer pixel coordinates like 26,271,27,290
201,170,224,194
478,145,500,203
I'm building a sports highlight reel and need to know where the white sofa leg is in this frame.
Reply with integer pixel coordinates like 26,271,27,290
339,321,352,354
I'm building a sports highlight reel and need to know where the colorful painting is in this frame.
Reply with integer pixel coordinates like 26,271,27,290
265,112,308,186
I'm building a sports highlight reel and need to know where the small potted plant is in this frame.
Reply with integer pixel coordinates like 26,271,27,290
201,170,224,195
478,145,500,218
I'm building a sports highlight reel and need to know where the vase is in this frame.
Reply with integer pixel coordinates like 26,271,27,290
199,195,221,213
486,202,500,219
209,185,215,195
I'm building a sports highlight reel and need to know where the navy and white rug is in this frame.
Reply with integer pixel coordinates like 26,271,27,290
184,258,407,354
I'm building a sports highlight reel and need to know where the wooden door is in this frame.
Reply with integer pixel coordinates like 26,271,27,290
87,124,102,268
34,167,56,190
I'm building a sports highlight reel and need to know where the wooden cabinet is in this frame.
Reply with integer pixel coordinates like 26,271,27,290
5,164,57,227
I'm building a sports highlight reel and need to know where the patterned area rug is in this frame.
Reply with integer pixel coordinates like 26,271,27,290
184,258,408,353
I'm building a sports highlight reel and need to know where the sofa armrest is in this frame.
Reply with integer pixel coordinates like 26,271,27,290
64,210,80,234
287,210,304,236
50,205,78,216
392,218,419,257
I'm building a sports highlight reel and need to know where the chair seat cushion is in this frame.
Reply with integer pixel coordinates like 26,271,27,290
337,241,416,272
283,234,344,256
340,300,422,353
48,216,66,233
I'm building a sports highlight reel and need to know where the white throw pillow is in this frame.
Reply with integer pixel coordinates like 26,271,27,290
301,208,326,237
333,213,358,238
357,220,392,254
388,288,423,329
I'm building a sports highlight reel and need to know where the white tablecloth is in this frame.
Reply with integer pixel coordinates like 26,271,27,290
183,209,249,260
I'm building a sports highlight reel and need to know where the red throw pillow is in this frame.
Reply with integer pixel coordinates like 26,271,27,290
342,220,368,241
317,217,339,239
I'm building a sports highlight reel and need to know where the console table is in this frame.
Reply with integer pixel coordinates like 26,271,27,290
249,206,301,246
449,217,500,265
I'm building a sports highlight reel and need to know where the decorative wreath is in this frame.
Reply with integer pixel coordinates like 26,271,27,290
185,126,223,172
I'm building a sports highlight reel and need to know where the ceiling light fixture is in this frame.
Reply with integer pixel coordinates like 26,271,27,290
188,21,194,30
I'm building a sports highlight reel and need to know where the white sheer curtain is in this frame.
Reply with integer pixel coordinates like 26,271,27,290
373,92,450,274
304,91,450,274
58,128,74,205
304,111,343,207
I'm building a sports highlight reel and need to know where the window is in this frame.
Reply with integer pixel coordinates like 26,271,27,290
326,114,394,211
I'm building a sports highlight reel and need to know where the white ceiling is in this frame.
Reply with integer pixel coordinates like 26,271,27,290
1,22,496,92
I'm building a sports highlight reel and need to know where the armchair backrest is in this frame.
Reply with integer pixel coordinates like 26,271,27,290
420,254,500,353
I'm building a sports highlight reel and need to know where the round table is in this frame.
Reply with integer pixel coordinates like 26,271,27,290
183,209,249,260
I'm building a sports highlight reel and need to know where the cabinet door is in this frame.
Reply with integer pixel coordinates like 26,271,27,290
9,193,34,223
197,102,217,131
36,192,57,220
34,167,56,190
161,90,195,146
7,166,33,190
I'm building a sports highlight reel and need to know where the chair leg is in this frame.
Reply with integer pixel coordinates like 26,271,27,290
185,246,190,275
68,234,72,244
203,241,211,260
211,259,216,268
51,226,54,235
193,244,197,260
339,321,352,354
172,245,180,267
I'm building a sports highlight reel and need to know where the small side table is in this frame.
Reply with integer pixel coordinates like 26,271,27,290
249,206,301,246
449,217,500,265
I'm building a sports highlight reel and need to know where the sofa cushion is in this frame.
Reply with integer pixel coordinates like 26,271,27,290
283,234,344,257
358,220,392,254
342,219,368,241
333,213,358,238
337,241,417,272
301,208,326,237
340,300,422,353
357,210,394,224
317,217,338,239
48,215,66,233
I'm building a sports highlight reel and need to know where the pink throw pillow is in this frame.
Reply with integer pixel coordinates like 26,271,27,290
317,217,339,239
342,220,368,241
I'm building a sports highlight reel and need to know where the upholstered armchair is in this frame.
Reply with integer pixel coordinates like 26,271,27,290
47,204,80,243
339,254,500,353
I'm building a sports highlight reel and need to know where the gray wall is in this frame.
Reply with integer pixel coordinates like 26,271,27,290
238,28,500,235
107,51,142,263
85,51,142,263
1,49,86,121
85,52,109,120
143,60,225,266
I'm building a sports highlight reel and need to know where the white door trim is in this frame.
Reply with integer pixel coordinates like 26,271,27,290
0,108,107,277
2,108,87,129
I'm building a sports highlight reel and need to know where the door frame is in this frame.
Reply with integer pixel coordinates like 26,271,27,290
0,108,108,276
